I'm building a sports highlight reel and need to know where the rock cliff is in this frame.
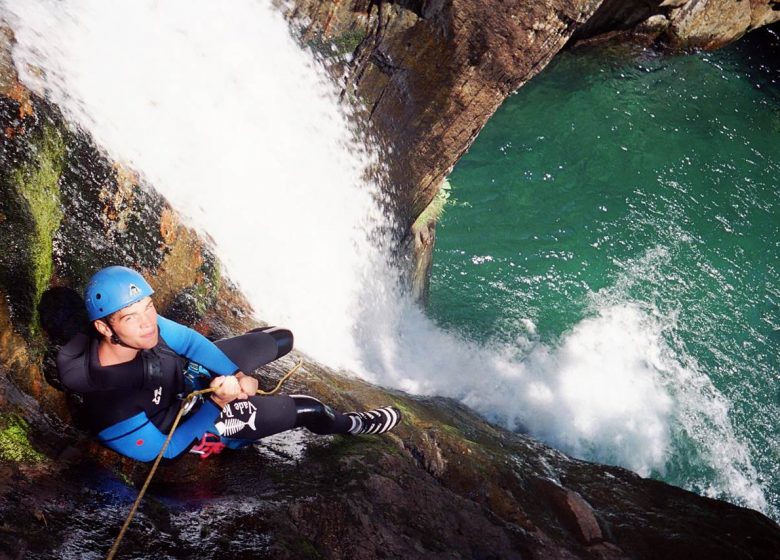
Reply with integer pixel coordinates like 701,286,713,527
280,0,780,300
285,0,780,220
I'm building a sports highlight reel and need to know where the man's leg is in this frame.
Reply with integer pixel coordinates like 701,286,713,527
213,327,293,373
213,394,349,440
212,394,401,440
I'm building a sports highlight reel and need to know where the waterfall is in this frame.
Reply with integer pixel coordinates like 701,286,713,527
4,0,767,514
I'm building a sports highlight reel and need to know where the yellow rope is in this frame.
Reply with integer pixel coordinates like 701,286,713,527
106,359,303,560
255,359,303,395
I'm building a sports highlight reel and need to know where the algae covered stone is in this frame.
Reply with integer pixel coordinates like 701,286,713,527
0,414,46,463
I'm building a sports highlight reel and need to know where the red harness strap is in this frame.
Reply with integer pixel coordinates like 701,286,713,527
189,433,226,459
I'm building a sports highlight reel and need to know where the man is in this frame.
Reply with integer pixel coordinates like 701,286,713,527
56,266,401,462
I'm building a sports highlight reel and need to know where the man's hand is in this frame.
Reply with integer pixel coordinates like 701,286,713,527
235,371,259,398
209,375,241,408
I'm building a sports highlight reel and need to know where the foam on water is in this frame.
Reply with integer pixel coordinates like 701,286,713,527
3,0,767,514
590,246,767,510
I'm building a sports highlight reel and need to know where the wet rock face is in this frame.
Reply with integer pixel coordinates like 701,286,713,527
666,0,780,49
283,0,605,229
533,478,604,545
3,378,780,559
572,0,780,49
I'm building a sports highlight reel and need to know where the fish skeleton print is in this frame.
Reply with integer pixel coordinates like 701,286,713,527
215,410,257,437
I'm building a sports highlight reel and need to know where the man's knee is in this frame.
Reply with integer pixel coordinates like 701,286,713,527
214,328,293,372
250,327,293,360
292,395,336,434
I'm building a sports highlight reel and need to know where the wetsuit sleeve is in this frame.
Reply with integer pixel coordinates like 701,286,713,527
157,315,239,374
97,400,222,461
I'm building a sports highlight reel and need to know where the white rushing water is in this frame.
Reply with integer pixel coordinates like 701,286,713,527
3,0,767,513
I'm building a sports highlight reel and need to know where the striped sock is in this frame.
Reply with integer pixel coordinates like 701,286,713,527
346,406,401,435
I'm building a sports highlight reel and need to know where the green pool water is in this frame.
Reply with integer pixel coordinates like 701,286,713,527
429,30,780,518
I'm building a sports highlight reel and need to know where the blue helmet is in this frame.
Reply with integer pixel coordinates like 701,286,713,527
84,266,154,321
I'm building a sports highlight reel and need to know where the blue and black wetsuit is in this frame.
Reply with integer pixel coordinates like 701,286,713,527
56,316,352,461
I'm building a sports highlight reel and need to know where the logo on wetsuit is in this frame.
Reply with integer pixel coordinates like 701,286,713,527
215,401,258,437
222,400,256,418
152,386,162,405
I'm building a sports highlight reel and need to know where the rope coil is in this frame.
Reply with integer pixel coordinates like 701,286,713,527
106,359,303,560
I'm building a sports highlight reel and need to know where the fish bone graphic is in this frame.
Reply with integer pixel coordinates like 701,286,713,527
215,410,257,436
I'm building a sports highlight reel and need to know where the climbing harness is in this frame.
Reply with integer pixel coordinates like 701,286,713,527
105,359,303,560
189,432,226,459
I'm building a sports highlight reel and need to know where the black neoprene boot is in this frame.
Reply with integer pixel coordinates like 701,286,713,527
346,407,402,435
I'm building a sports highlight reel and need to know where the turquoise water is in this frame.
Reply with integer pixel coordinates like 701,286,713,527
429,31,780,518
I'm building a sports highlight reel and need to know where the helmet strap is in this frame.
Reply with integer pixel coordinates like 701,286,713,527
107,324,143,351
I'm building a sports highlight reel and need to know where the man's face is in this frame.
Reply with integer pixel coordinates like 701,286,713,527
105,296,159,349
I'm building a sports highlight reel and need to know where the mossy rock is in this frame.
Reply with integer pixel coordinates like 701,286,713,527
331,29,367,55
0,99,65,335
0,414,46,463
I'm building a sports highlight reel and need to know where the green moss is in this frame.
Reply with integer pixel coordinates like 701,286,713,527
194,252,222,315
114,468,134,487
391,400,419,426
302,436,402,482
309,435,382,462
439,423,464,438
331,29,366,55
0,414,46,463
13,126,65,334
305,28,366,59
284,539,324,560
413,179,451,229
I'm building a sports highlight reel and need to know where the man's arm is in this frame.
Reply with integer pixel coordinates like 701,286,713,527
158,316,259,399
157,315,239,374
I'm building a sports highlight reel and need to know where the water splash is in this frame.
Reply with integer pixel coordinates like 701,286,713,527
591,245,768,511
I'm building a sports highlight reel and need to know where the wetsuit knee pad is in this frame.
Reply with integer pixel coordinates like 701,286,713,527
292,395,337,435
214,327,294,372
249,327,293,359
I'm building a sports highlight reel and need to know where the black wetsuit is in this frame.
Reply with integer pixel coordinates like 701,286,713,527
56,317,351,461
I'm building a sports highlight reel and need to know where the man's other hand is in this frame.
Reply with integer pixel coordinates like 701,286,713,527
235,371,259,399
210,375,241,408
